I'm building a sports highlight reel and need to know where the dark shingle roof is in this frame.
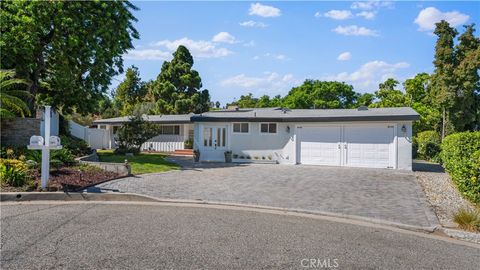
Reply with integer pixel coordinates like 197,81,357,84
93,107,419,125
93,114,193,125
191,107,419,122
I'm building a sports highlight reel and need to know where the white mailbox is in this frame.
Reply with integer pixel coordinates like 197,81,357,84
49,136,61,147
28,136,44,149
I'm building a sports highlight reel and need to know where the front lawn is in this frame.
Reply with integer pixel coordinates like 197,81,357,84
97,150,179,175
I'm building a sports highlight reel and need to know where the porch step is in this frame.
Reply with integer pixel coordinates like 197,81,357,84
173,149,194,156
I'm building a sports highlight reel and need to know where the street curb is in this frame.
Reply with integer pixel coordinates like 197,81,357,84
1,191,439,233
0,192,158,202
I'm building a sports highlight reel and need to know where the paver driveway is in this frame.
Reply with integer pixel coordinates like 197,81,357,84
89,157,439,229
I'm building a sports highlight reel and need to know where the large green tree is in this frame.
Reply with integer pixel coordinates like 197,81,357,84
283,80,357,109
113,66,147,116
0,0,139,114
370,78,410,108
148,46,210,114
404,73,441,133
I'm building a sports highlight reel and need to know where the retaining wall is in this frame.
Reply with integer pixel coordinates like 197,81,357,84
77,151,131,176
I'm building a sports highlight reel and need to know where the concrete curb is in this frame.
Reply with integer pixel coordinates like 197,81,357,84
0,192,157,202
1,191,438,233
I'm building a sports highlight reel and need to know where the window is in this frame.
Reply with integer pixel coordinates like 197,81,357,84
260,123,277,134
159,125,180,135
233,123,249,133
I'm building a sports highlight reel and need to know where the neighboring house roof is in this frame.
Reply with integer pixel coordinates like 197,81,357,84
93,107,419,125
191,107,420,122
93,114,193,125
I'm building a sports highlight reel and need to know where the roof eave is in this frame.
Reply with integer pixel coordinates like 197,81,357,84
190,115,420,122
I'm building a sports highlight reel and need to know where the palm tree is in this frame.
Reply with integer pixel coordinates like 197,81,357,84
0,70,31,118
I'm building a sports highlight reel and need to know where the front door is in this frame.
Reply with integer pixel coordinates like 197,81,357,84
201,125,227,161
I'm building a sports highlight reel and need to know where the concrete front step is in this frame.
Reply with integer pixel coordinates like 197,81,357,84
174,149,194,156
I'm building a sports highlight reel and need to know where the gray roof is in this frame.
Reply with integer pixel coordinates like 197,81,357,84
93,114,193,125
93,107,419,125
191,107,419,122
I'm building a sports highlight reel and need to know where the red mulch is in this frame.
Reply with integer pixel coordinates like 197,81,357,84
29,167,120,190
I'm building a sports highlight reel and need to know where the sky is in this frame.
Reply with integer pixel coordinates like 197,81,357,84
114,1,480,105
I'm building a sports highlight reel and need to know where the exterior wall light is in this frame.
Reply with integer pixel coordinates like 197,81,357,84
286,126,290,133
401,124,407,133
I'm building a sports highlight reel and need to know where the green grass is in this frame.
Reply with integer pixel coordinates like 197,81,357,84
97,150,180,175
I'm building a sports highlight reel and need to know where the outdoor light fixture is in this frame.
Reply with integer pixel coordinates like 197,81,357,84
286,126,290,133
401,125,407,133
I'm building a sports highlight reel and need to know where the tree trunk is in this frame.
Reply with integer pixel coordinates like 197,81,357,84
441,107,446,140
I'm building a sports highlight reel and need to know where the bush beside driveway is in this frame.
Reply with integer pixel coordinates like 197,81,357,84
89,157,439,229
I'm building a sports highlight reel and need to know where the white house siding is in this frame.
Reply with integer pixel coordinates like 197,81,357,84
141,124,194,152
396,121,413,170
194,121,413,170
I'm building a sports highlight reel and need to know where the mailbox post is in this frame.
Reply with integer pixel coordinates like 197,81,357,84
27,106,62,190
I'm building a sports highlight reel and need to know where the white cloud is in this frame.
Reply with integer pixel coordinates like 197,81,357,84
240,20,268,28
337,52,352,61
212,32,236,44
356,11,376,19
319,10,353,20
414,7,470,31
124,49,171,61
243,40,256,47
253,56,260,60
351,1,394,10
249,3,281,17
333,25,379,36
323,60,409,90
263,53,290,61
153,38,232,58
220,72,298,94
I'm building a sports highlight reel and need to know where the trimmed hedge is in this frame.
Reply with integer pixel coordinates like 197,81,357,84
416,130,441,161
440,131,480,203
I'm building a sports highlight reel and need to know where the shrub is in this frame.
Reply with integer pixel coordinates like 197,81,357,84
115,114,159,154
441,131,480,203
453,208,480,232
184,139,193,149
0,159,30,187
51,148,75,165
60,135,91,157
26,148,75,166
416,130,441,162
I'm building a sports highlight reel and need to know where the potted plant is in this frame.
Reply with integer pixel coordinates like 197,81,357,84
224,150,232,163
184,139,193,149
193,149,200,162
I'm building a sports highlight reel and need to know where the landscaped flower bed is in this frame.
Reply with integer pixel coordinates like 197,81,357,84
1,164,120,192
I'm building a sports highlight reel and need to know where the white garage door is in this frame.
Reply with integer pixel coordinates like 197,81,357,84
298,124,395,169
299,126,341,166
344,125,395,168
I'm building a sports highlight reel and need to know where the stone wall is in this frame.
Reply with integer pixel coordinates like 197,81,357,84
76,152,131,176
1,118,41,146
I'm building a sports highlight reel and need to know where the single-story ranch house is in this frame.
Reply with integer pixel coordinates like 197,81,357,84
93,106,419,170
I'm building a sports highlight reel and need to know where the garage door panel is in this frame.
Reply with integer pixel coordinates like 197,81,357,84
300,126,341,166
344,126,394,168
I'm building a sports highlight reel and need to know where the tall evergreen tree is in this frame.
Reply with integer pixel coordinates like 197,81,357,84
452,24,480,131
148,46,210,114
431,20,458,138
113,66,146,116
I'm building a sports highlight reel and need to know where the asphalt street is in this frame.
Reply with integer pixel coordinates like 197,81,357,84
1,202,479,270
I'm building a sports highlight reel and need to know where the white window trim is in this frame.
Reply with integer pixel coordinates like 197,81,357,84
259,122,278,135
232,122,250,134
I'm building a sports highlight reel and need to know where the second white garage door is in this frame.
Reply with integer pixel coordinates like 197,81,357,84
298,124,396,169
